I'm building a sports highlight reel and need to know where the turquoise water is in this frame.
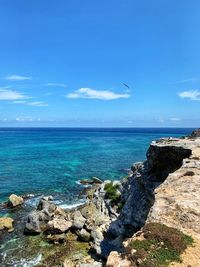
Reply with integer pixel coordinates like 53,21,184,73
0,128,192,202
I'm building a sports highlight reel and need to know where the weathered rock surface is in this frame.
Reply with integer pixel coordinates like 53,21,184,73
106,251,133,267
189,128,200,138
47,218,72,234
108,138,193,238
147,138,200,238
106,137,200,266
73,210,86,229
8,194,24,208
0,217,14,232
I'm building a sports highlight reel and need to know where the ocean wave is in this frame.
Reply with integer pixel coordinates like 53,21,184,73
58,200,86,210
5,254,42,267
75,180,92,188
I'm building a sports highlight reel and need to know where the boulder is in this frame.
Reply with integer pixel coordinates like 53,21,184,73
79,177,103,185
24,210,50,234
75,228,90,242
0,217,14,232
47,218,72,234
106,251,133,267
8,194,23,208
37,199,56,215
91,228,104,255
73,210,86,229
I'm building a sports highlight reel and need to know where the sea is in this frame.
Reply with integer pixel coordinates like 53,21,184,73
0,127,193,204
0,127,195,266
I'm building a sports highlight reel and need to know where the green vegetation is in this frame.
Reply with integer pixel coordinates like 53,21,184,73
104,182,121,205
126,223,194,267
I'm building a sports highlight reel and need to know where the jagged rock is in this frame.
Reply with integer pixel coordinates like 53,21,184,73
106,251,133,267
91,228,104,255
75,228,90,242
24,210,50,234
73,210,86,229
79,177,103,185
37,198,56,215
108,140,192,238
62,259,75,267
0,217,14,232
42,195,54,201
147,139,200,237
47,218,72,234
189,128,200,138
8,194,24,208
54,206,67,217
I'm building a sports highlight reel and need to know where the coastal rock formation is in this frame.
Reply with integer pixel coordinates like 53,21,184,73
0,217,14,232
106,137,200,266
108,138,192,238
188,128,200,138
8,194,24,208
147,138,200,238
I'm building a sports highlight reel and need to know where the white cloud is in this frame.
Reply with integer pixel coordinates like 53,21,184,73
178,90,200,101
6,75,32,81
66,88,131,100
16,116,33,122
45,83,66,88
12,99,48,107
170,117,181,121
0,88,28,100
27,101,48,107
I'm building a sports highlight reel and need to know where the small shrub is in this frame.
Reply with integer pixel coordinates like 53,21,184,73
104,182,121,205
126,223,194,267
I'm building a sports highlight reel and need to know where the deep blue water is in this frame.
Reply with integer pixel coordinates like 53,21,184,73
0,128,193,202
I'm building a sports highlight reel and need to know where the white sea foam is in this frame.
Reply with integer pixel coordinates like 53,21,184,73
12,254,42,267
75,180,92,188
58,200,86,210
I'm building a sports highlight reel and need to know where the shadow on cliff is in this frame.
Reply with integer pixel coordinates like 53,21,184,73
98,143,192,258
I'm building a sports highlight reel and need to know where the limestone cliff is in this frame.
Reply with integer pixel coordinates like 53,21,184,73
106,137,200,267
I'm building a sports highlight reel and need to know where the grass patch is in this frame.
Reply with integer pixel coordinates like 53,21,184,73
126,223,194,267
104,182,121,205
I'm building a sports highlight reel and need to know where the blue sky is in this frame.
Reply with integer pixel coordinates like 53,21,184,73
0,0,200,127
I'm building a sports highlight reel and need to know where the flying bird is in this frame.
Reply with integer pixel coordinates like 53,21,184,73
122,83,130,89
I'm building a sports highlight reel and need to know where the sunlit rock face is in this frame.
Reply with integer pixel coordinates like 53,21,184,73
108,138,193,238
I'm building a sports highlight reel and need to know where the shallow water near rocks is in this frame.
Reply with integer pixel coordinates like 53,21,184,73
0,128,193,266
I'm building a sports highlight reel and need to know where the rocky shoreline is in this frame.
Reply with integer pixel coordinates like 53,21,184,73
1,130,200,266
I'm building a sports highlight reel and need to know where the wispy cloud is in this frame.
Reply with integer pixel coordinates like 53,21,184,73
45,83,66,88
66,88,131,100
13,100,48,107
170,117,181,121
171,78,200,84
178,90,200,101
5,75,32,81
0,87,29,100
16,116,34,122
27,101,48,107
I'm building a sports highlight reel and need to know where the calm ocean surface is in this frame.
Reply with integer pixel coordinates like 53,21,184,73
0,128,193,202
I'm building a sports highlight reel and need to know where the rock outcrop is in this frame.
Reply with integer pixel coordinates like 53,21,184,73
147,138,200,238
106,137,200,267
0,217,14,232
108,138,192,239
188,128,200,138
8,194,24,208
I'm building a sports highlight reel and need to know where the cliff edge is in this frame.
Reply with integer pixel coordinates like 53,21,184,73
107,136,200,267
